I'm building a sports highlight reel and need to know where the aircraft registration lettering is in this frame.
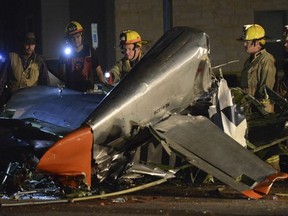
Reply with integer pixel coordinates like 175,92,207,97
154,103,170,115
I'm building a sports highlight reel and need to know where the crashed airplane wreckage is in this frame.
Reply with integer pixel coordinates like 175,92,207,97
0,26,287,204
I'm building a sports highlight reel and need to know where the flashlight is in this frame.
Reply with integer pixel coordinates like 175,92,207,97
104,72,110,79
63,40,72,56
64,47,72,55
104,72,114,85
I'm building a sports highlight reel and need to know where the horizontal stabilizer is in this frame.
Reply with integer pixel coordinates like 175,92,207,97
152,114,286,198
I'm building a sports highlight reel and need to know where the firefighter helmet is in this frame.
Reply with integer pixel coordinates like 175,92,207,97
119,30,142,47
284,25,288,41
239,24,266,45
65,21,84,35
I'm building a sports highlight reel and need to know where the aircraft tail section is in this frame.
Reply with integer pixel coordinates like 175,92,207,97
152,114,288,199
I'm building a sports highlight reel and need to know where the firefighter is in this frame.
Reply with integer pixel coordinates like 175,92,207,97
284,25,288,53
278,25,288,98
0,32,50,107
238,24,279,170
59,21,105,92
239,24,276,101
108,30,146,84
284,25,288,78
278,25,288,173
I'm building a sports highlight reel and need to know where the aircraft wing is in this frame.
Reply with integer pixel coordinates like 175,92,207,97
1,86,105,131
151,114,288,199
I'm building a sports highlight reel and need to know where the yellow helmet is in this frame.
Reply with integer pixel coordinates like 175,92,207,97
65,21,84,35
284,25,288,41
240,24,266,45
119,30,142,47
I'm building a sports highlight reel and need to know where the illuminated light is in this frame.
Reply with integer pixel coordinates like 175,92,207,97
64,47,72,55
104,72,110,78
0,54,5,62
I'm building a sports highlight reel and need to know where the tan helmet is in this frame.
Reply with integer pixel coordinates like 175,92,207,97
119,30,142,47
284,25,288,41
239,24,266,45
65,21,84,35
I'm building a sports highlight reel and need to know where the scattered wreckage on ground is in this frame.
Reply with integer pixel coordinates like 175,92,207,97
1,26,288,205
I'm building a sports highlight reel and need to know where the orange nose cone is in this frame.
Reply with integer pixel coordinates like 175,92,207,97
36,126,93,187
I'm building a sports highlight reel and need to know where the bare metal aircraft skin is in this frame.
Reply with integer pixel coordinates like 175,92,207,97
1,27,287,199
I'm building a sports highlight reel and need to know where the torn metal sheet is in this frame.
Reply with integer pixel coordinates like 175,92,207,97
151,114,288,198
126,163,176,179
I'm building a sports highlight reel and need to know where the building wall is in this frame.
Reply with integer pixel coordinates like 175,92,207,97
114,0,288,78
40,0,288,82
69,0,116,71
113,0,164,63
41,0,70,60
